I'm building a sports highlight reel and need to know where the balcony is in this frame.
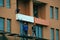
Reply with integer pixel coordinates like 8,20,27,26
16,13,34,23
33,0,48,3
34,17,49,26
0,31,48,40
8,33,48,40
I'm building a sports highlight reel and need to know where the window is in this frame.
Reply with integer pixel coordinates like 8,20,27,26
36,26,39,37
33,5,38,18
50,6,54,18
20,22,28,40
20,21,23,35
56,29,59,40
6,0,10,8
55,7,58,20
20,22,28,35
39,26,43,38
50,28,54,40
6,19,11,32
0,18,4,31
0,0,4,7
32,26,36,37
35,25,43,38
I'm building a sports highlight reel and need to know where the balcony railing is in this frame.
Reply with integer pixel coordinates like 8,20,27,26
8,33,48,40
0,31,48,40
16,13,34,23
34,17,49,26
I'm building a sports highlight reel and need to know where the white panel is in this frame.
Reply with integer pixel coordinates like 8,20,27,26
16,14,34,23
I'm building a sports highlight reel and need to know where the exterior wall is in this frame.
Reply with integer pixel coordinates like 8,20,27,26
38,5,46,19
18,0,30,15
0,0,33,40
0,0,19,40
45,0,60,40
0,0,60,40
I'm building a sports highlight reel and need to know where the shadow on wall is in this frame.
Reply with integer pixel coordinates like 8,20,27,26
0,35,8,40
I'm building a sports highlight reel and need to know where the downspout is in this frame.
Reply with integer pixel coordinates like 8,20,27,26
16,0,20,13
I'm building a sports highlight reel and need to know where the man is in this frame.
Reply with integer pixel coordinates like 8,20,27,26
23,22,28,40
23,22,28,36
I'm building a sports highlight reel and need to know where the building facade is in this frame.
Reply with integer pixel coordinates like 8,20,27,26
0,0,60,40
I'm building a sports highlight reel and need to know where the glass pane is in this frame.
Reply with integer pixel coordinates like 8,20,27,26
50,6,53,18
56,29,59,40
7,19,11,32
50,28,54,40
33,6,38,17
39,26,43,38
0,18,4,31
55,8,58,20
20,21,24,35
0,0,3,6
36,26,39,37
32,26,36,37
6,0,10,8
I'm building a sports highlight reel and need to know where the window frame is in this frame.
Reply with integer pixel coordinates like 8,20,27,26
0,0,4,7
6,0,11,8
50,6,54,19
35,25,43,38
50,28,54,40
20,21,28,35
0,17,5,32
55,7,59,20
6,19,11,33
39,26,43,38
33,5,38,18
56,29,59,40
